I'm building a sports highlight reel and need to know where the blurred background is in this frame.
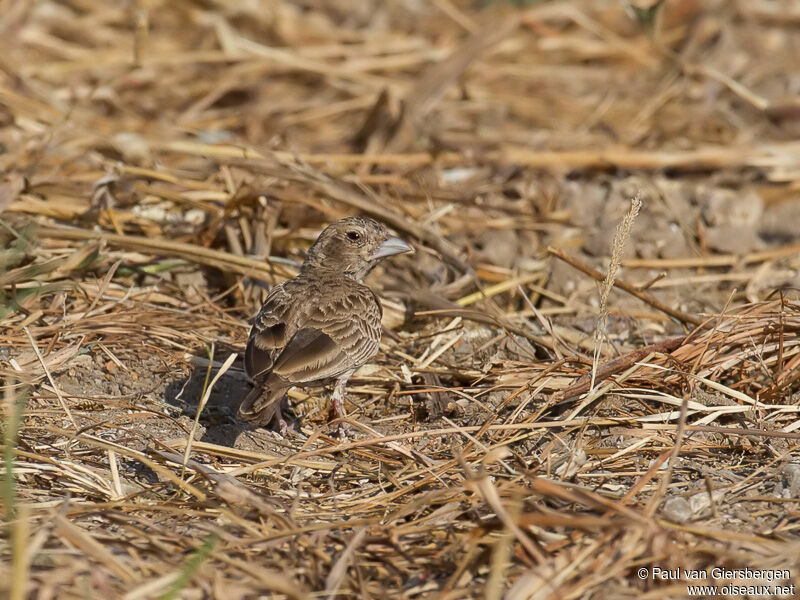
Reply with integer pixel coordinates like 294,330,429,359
3,1,800,598
3,0,800,318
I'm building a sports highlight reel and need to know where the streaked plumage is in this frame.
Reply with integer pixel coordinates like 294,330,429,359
238,216,413,434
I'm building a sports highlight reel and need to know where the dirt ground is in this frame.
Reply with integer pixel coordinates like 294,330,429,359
2,0,800,598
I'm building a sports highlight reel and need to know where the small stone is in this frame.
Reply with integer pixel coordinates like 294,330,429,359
760,202,800,243
184,208,206,226
105,360,117,374
555,448,586,479
473,229,519,269
704,225,764,254
688,489,726,515
452,340,474,360
772,481,786,498
661,496,692,523
174,271,206,303
783,463,800,496
111,132,151,164
659,228,689,259
700,187,763,227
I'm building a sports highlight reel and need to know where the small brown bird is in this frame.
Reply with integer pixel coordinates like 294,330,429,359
239,216,413,434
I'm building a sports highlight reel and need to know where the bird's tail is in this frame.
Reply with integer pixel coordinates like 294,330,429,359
237,376,288,427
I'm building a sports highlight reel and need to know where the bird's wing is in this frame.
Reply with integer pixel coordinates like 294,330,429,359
271,287,382,384
237,378,286,425
245,282,295,381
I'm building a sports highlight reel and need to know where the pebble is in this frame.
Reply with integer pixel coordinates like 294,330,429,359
688,488,726,515
705,225,764,254
661,496,692,523
783,463,800,497
700,187,763,227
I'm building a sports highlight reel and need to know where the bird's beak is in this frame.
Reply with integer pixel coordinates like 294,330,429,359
371,236,414,260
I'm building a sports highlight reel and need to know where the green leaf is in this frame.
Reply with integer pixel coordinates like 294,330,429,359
158,533,219,600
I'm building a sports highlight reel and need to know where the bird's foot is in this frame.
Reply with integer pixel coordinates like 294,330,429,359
276,417,289,436
267,396,300,436
329,393,351,438
334,421,351,439
273,415,300,435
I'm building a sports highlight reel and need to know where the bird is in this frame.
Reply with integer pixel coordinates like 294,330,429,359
238,216,413,435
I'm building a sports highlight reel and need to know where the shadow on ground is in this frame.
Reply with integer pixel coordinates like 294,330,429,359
163,363,254,447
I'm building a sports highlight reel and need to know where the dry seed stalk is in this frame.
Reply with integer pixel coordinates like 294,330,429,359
591,195,642,392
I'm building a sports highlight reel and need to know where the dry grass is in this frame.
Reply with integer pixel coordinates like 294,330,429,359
2,0,800,598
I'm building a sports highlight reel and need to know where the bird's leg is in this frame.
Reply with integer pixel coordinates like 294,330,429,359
272,403,288,435
330,370,354,437
274,395,298,435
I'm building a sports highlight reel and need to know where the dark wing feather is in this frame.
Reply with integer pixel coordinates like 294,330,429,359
237,379,286,425
245,282,294,381
272,328,340,379
272,327,355,383
245,323,286,380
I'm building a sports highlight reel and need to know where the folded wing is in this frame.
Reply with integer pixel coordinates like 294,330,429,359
244,282,294,382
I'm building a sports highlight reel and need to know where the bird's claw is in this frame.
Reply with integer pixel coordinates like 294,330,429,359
334,421,351,439
270,403,297,436
277,418,288,436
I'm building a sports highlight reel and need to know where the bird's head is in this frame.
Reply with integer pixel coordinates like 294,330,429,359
302,216,414,281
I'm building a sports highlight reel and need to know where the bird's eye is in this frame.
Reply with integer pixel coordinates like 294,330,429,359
345,231,361,241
